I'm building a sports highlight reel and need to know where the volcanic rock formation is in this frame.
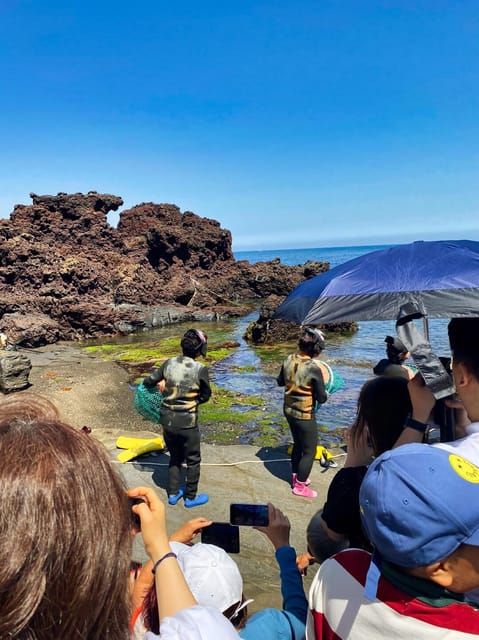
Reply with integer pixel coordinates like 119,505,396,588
0,192,329,345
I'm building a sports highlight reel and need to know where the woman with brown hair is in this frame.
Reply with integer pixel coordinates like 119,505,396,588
0,404,238,639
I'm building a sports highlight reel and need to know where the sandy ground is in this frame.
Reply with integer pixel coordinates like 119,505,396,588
14,344,346,612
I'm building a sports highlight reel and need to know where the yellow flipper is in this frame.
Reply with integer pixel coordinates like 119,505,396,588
286,444,334,461
116,437,166,464
116,435,165,450
316,445,334,460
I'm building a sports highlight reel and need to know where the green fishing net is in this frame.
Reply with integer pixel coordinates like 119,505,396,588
134,382,164,423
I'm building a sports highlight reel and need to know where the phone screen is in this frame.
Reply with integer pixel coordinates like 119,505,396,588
230,503,269,527
201,522,240,553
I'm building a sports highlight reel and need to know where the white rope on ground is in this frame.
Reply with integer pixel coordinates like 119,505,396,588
112,452,347,467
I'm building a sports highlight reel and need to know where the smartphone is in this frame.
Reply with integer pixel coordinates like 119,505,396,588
128,496,146,530
230,503,269,527
201,522,240,554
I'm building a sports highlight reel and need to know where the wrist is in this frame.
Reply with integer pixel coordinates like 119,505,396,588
151,551,177,574
404,416,428,433
147,539,172,563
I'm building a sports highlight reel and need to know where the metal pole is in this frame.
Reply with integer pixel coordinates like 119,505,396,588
423,315,429,341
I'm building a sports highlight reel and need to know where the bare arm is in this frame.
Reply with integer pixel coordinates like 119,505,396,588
129,517,212,613
128,487,197,621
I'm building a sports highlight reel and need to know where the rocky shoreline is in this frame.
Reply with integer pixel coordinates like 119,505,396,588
0,191,330,346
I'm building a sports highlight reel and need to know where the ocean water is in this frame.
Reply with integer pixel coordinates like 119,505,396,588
230,244,452,433
234,243,451,355
234,244,394,270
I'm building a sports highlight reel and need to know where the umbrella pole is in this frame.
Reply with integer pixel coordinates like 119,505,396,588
423,316,429,341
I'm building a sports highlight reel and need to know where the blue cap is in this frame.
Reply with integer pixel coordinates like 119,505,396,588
359,443,479,567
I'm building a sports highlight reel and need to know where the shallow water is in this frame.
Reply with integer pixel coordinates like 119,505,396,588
98,311,450,448
88,241,454,443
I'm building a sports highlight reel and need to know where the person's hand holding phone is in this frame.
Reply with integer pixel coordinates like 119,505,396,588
170,517,213,545
444,394,471,438
408,373,436,422
254,503,290,550
344,425,374,468
127,486,170,560
128,496,146,534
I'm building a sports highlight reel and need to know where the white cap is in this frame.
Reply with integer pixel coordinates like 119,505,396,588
170,542,245,613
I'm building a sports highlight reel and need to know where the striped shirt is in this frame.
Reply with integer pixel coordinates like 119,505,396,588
307,549,479,639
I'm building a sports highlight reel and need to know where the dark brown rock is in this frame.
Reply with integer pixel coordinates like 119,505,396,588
0,351,32,393
243,295,358,344
0,192,332,345
1,312,61,347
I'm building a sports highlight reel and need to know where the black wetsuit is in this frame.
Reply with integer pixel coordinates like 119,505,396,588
143,356,211,499
373,359,410,379
277,354,327,482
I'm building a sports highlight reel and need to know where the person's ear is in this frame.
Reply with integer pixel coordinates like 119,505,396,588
453,362,472,389
423,560,454,588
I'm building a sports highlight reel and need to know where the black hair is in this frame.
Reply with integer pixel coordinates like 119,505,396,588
298,327,324,358
180,329,208,358
350,376,411,456
385,335,408,364
448,318,479,380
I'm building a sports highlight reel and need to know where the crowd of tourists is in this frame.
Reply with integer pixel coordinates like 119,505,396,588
1,317,479,638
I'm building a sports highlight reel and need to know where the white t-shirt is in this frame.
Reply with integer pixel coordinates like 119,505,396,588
143,605,238,640
434,422,479,464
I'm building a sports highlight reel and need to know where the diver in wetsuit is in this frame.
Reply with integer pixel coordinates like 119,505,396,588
143,329,211,508
373,335,415,379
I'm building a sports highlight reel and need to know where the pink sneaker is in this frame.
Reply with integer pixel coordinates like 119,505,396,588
292,473,311,487
292,479,317,498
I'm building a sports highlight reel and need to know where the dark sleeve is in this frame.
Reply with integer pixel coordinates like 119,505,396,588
198,366,211,404
311,367,327,405
277,365,285,387
142,361,166,388
321,467,369,549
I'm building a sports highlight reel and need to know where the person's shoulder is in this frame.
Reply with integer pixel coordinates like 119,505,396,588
329,465,368,486
373,360,409,379
240,607,303,640
317,548,371,583
373,359,390,375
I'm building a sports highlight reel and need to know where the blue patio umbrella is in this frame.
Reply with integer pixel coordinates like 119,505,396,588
274,240,479,327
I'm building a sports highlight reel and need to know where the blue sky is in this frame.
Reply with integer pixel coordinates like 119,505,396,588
1,1,478,250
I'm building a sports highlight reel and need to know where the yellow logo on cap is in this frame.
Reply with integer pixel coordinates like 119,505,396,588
449,454,479,483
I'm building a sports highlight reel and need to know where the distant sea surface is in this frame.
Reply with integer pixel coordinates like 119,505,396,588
234,244,394,270
233,244,451,433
